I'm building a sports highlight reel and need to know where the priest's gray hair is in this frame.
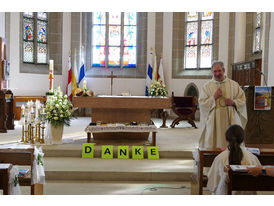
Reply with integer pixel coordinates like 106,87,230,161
211,61,225,71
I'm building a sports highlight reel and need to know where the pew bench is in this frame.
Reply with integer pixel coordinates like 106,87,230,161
227,165,274,194
0,145,43,195
0,163,12,195
191,148,274,195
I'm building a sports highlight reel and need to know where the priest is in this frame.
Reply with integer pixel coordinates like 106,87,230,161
198,61,247,148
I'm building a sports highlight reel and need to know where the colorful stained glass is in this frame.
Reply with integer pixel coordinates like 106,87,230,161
92,46,105,66
23,18,34,41
23,41,34,63
202,12,214,20
93,12,106,25
23,12,33,18
123,46,136,67
200,45,212,68
187,12,198,21
124,12,137,25
185,46,197,68
37,43,47,63
109,26,121,46
124,26,136,47
186,22,198,46
201,21,213,44
37,20,47,43
92,25,106,46
37,12,47,20
108,47,120,67
109,12,121,25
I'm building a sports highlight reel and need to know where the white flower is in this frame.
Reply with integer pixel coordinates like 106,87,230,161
54,117,58,120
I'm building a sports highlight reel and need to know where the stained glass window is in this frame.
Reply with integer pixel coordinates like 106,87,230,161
184,12,214,69
23,12,48,64
92,12,137,68
253,12,262,53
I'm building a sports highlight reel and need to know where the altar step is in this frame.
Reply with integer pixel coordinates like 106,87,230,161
44,157,194,182
43,146,194,159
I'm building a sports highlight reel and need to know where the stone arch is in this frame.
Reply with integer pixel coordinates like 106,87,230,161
184,83,199,99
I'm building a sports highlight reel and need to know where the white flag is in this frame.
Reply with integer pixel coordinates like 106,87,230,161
157,56,165,84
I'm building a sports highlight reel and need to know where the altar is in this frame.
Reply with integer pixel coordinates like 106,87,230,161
72,95,171,142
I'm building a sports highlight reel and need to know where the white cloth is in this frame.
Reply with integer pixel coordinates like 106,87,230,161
9,166,21,195
207,147,261,195
31,147,45,185
199,77,247,148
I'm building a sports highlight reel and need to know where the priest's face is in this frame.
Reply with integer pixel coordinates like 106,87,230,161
212,65,225,82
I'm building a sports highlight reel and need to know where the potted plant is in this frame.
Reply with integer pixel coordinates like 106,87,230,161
45,86,74,144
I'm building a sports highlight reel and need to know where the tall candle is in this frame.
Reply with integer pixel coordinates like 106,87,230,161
49,60,54,93
83,80,87,90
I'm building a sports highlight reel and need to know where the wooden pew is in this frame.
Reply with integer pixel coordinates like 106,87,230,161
0,146,43,195
192,148,274,195
0,163,12,195
227,165,274,194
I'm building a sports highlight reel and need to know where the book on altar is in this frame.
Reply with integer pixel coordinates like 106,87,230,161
230,165,256,172
18,169,30,177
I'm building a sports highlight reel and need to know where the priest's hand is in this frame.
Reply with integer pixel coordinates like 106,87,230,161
214,88,222,100
225,98,235,106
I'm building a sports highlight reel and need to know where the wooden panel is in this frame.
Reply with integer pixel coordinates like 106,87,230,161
73,96,171,109
92,109,151,123
245,86,274,148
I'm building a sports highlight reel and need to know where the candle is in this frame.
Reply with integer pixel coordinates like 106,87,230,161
49,60,54,93
83,80,87,90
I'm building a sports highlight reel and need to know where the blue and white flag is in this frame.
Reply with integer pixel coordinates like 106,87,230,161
145,50,155,96
78,46,85,88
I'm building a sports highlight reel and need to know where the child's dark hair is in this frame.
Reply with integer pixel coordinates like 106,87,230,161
225,124,244,165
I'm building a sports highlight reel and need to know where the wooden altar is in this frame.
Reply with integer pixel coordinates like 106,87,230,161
73,95,171,141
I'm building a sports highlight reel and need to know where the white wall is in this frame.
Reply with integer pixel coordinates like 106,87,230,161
267,13,274,86
9,12,71,96
0,12,5,38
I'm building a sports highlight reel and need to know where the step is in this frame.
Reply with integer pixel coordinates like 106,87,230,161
43,146,193,159
44,157,194,182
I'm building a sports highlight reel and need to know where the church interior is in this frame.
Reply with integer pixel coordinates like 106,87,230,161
1,9,274,200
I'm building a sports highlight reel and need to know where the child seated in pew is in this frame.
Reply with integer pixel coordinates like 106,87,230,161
207,124,261,195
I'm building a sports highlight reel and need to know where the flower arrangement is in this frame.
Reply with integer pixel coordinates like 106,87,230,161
148,80,168,97
45,86,74,128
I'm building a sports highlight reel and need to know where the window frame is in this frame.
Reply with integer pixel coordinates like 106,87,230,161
91,12,137,69
252,12,263,54
22,12,48,65
184,12,214,70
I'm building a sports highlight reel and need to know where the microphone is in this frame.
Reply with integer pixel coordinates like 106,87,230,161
255,68,268,87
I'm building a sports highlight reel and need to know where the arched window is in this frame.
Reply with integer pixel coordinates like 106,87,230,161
91,12,137,68
23,12,48,64
253,12,262,54
184,12,214,70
